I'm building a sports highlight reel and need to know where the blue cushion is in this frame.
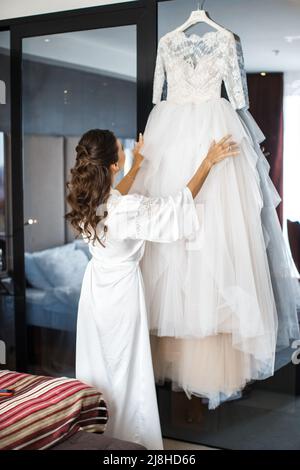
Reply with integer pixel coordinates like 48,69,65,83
73,239,92,260
25,252,52,289
25,242,89,290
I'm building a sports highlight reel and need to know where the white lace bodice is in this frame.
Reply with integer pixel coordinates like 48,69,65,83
152,29,249,110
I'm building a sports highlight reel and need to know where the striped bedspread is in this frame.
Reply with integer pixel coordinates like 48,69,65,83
0,369,108,450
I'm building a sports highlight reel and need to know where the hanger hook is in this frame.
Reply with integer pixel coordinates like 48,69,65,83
198,0,207,9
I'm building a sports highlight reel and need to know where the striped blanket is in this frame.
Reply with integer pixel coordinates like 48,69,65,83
0,369,108,450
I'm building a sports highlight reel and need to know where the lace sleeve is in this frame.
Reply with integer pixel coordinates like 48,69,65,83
223,32,249,110
106,187,200,242
152,39,167,105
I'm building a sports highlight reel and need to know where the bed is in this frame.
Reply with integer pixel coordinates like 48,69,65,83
0,369,146,450
24,239,90,376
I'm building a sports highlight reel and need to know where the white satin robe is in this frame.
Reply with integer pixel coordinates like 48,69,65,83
75,186,200,450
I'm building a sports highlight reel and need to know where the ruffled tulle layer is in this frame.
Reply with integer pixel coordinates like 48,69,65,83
129,97,300,408
237,109,300,350
150,333,269,410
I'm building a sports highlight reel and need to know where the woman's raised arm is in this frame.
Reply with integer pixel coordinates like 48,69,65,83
187,135,239,198
115,133,144,195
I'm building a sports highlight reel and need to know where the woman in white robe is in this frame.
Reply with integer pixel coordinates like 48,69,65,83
65,129,239,450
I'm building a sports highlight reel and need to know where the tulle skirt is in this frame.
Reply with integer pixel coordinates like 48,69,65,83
237,108,300,350
129,97,300,409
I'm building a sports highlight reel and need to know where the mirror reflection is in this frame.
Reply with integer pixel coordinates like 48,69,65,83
22,25,137,377
153,0,300,450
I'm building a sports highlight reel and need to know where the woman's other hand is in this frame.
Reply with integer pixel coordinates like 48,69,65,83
187,135,240,198
204,134,240,169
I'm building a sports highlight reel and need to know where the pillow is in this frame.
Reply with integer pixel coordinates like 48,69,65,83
0,369,108,450
25,252,52,290
25,243,89,290
73,239,92,260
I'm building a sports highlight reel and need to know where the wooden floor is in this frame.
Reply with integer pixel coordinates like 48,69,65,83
163,438,217,450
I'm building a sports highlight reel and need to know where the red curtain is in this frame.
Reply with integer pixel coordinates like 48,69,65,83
247,72,284,225
287,220,300,274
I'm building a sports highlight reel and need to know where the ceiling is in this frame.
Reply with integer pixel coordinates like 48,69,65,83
22,25,137,81
0,0,300,79
159,0,300,73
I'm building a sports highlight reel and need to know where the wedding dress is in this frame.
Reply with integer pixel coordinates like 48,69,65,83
233,37,300,351
129,28,300,409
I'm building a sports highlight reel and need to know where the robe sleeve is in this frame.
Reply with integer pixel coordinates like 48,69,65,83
223,32,249,110
107,186,200,243
152,39,166,105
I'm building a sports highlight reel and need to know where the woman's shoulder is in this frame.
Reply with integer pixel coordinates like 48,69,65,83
106,189,146,217
108,188,143,203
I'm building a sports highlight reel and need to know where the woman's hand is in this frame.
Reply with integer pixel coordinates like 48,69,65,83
204,134,240,169
187,135,240,199
116,133,144,195
132,133,144,169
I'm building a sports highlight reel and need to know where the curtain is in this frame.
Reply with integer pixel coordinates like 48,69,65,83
283,72,300,272
247,72,284,225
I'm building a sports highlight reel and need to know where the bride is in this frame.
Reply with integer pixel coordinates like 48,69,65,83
65,129,239,450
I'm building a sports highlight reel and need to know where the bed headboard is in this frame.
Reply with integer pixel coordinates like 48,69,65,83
23,134,81,252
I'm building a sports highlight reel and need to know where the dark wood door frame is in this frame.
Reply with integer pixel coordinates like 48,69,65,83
0,0,158,371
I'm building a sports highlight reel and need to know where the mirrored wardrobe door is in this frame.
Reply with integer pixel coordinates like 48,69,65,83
0,29,15,371
22,25,137,377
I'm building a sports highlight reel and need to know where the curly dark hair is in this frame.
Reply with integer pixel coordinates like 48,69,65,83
65,128,119,247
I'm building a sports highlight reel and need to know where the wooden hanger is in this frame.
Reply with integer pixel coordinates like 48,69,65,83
174,1,227,33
